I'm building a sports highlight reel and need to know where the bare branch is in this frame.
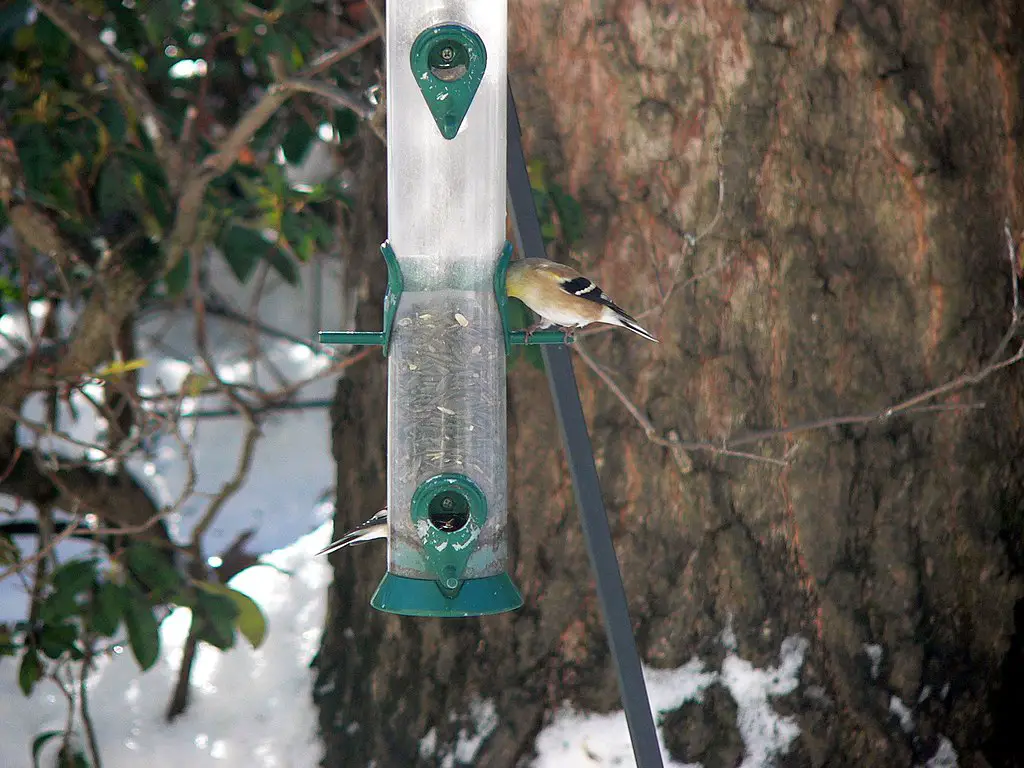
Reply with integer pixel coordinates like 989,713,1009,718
576,218,1023,469
0,505,83,583
571,345,697,472
302,29,382,78
283,77,375,119
80,640,103,768
190,419,261,546
577,164,727,341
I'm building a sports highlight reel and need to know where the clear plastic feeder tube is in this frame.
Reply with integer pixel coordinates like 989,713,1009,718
385,0,510,584
387,1,507,285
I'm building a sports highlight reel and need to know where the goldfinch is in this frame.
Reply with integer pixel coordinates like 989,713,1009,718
506,258,658,342
317,508,387,556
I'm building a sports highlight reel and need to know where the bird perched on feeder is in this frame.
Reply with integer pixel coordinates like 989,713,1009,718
505,258,658,342
317,509,387,556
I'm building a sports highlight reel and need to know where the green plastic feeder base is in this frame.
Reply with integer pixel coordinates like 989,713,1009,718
370,572,523,617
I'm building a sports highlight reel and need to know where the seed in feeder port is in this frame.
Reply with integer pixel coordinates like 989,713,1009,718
454,312,469,327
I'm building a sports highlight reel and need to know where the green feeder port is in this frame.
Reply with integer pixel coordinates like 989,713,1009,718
410,24,487,140
371,474,523,617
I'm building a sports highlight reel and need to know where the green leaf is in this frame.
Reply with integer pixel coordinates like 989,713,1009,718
97,157,138,218
220,224,268,283
39,623,78,660
96,358,149,378
261,29,290,60
15,123,58,197
281,120,315,165
91,581,125,637
549,183,586,246
235,23,256,55
18,647,42,695
527,158,547,192
309,213,334,247
194,588,238,651
262,164,289,198
125,542,182,599
196,581,267,649
142,0,178,47
31,729,63,768
40,589,79,625
512,344,545,372
52,559,98,594
333,108,359,143
192,0,222,30
123,590,160,671
164,251,190,297
98,100,127,144
34,15,71,62
265,243,299,284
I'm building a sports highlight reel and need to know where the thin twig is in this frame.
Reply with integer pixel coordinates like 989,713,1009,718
284,77,375,119
363,0,385,30
0,505,83,583
575,219,1022,468
79,638,103,768
302,29,382,77
577,165,727,340
190,420,261,546
571,345,698,472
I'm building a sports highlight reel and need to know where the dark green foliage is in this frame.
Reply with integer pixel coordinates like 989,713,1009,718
18,647,42,695
1,0,359,302
194,588,240,651
125,542,182,601
549,183,586,247
123,585,161,671
90,581,126,637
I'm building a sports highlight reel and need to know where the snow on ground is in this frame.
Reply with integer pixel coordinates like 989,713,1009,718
532,641,809,768
0,524,334,768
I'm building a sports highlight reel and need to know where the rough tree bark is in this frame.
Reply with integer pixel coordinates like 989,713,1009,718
315,1,1024,766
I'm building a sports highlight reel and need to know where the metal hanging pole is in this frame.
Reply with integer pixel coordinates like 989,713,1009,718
505,84,666,768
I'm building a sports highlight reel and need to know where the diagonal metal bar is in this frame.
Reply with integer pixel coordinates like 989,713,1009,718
506,83,666,768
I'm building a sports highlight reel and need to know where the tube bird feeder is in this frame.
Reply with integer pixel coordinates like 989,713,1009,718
319,0,565,617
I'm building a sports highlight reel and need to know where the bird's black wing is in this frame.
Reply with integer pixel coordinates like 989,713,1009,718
558,276,638,322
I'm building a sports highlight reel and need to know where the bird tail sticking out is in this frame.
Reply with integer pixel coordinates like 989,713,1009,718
316,509,387,556
601,305,659,343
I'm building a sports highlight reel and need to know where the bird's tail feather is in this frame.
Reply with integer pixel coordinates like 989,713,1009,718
316,509,388,556
605,307,658,342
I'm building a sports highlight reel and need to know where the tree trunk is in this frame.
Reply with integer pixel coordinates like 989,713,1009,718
315,2,1024,766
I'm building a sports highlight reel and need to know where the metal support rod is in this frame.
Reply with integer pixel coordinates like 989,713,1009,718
506,84,665,768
